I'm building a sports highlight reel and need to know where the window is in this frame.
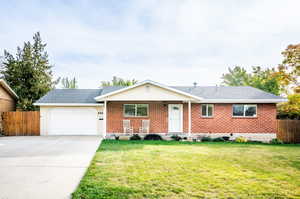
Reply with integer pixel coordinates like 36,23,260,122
201,104,214,117
124,104,149,117
233,104,257,117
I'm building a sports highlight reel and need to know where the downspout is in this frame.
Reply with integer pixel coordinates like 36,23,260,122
188,100,191,137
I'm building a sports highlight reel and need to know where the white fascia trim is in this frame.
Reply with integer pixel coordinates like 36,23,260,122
94,79,203,101
33,103,103,107
200,99,288,103
102,99,199,101
0,79,19,99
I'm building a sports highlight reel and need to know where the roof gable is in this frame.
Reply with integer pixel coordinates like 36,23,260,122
0,79,18,99
94,80,202,101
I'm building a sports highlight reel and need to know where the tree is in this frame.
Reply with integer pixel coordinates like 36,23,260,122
221,66,281,95
221,66,250,86
249,66,281,95
277,43,300,93
277,94,300,119
101,76,138,87
61,77,78,89
0,32,57,110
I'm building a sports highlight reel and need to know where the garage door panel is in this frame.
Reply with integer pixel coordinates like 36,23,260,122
48,108,99,135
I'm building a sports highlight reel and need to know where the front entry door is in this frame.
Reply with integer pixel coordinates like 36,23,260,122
168,104,183,133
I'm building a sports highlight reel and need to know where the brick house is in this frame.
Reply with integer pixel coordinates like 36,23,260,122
35,80,286,141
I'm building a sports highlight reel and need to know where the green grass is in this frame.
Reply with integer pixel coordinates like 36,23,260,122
73,141,300,199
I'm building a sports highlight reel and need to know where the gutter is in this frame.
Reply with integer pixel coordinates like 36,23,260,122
33,103,104,107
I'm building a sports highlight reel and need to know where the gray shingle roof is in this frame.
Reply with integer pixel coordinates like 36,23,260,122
101,86,124,95
35,85,284,104
36,89,102,103
172,86,284,99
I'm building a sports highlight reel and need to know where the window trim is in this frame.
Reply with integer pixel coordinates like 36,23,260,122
232,104,257,118
201,104,214,117
123,104,149,117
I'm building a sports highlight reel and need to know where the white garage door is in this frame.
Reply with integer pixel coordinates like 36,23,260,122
47,107,100,135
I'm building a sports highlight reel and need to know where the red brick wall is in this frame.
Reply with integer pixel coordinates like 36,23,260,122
107,102,277,134
190,104,277,133
107,101,168,133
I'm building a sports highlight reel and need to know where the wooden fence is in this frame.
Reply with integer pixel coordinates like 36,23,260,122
277,120,300,143
2,111,40,136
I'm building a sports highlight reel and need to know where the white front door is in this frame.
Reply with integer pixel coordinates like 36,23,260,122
168,104,183,133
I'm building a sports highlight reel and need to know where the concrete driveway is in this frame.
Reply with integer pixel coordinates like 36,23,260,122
0,136,101,199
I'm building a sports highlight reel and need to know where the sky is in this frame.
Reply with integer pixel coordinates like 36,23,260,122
0,0,299,88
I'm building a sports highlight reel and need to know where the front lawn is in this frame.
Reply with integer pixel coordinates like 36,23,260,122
73,141,300,199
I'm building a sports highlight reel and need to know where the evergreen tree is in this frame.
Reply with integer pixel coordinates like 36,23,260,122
61,77,78,89
1,32,57,110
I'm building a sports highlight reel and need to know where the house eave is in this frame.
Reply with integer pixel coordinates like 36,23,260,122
0,79,19,99
96,99,201,102
33,103,103,107
200,99,288,103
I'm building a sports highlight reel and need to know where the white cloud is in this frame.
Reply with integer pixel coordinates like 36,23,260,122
0,0,300,88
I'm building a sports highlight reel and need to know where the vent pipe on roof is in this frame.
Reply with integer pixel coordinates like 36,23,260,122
193,82,197,88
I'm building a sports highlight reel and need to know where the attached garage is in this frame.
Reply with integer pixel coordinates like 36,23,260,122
40,106,103,136
34,88,105,136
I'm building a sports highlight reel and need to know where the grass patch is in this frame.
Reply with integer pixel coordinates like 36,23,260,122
73,140,300,199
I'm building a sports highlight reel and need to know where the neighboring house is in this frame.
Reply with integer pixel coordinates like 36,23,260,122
0,79,18,131
34,80,286,141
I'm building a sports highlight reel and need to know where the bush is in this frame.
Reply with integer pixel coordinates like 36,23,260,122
144,134,163,140
201,136,212,142
235,137,248,143
114,135,119,140
212,137,225,142
270,138,284,144
170,135,182,141
222,136,230,141
248,140,263,144
130,134,142,140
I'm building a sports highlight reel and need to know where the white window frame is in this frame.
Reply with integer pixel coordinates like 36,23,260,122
232,104,257,117
123,104,149,117
201,104,214,117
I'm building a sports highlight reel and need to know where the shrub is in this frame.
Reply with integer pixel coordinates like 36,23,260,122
248,140,263,144
130,134,142,140
212,137,225,142
144,134,163,140
114,135,119,140
170,135,182,141
270,138,284,144
201,136,212,142
222,136,230,141
235,137,248,143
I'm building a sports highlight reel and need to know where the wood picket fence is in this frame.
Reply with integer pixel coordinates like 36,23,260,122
2,111,40,136
277,120,300,143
